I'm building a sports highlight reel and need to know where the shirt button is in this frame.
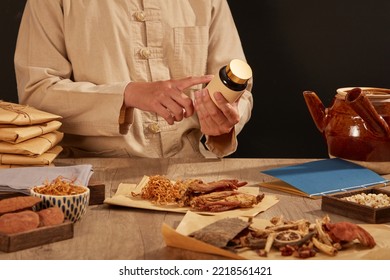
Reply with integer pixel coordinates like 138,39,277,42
148,123,160,133
139,48,151,59
134,11,146,21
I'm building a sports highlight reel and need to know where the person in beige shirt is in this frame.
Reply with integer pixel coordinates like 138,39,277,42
15,0,253,158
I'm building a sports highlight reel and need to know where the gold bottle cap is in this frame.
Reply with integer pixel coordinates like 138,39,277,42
226,59,252,84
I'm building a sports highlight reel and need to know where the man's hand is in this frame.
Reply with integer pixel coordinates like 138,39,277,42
124,76,213,125
194,88,240,136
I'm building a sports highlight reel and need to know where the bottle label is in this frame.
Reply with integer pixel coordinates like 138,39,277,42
205,76,245,104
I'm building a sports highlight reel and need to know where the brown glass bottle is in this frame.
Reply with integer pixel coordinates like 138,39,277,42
206,59,252,104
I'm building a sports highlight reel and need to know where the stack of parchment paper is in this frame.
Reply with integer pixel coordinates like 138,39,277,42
0,101,64,168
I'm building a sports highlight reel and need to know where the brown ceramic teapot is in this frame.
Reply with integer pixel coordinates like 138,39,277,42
303,87,390,174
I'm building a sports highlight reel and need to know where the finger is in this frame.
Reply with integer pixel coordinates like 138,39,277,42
196,89,236,135
194,90,209,122
160,99,186,122
176,75,214,91
195,90,220,130
171,93,194,118
213,92,240,125
201,90,227,126
155,104,175,125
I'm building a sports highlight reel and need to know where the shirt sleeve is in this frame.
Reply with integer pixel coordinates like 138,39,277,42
203,0,254,157
14,0,129,137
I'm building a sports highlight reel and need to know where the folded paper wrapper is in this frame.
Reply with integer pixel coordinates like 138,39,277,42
162,211,390,260
0,101,62,126
0,146,63,167
0,120,62,143
0,131,64,156
104,175,279,217
0,164,93,195
0,101,64,169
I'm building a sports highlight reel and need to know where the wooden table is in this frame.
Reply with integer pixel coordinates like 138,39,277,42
1,157,389,260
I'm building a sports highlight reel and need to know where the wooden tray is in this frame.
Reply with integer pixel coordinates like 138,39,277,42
321,188,390,223
0,220,73,252
0,183,104,253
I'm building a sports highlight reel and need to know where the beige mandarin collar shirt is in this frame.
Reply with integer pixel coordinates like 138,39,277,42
15,0,253,158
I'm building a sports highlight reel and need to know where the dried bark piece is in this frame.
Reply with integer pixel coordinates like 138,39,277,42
189,217,251,248
0,196,42,215
0,210,40,234
38,207,65,227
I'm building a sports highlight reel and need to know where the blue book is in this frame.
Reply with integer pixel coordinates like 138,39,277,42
260,158,389,198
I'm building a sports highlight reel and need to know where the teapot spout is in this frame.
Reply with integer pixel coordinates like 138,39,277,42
346,87,390,138
303,91,327,133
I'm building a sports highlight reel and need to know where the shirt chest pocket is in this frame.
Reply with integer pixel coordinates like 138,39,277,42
171,26,209,78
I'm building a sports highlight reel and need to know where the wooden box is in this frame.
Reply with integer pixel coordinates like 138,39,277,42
87,183,105,205
0,220,73,252
321,188,390,223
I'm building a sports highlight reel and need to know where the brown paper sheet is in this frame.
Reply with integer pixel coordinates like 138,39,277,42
162,211,390,260
0,164,55,169
0,120,62,143
0,146,63,166
0,131,63,156
104,176,279,217
260,180,317,198
0,101,62,125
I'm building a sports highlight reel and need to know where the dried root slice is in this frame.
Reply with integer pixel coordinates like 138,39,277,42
237,236,267,250
315,218,333,246
270,215,284,226
258,232,276,257
0,196,42,215
0,210,40,234
273,230,316,248
312,237,337,256
265,219,310,233
274,230,301,245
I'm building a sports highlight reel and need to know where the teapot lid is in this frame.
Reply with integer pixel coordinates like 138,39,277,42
336,87,390,101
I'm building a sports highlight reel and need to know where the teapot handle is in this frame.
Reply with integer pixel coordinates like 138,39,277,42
346,88,390,138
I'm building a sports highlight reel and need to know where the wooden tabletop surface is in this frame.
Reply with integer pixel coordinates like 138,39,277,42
1,157,389,260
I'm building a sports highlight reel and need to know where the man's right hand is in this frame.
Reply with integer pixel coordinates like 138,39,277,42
124,75,213,125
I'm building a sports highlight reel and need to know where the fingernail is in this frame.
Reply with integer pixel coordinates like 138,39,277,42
214,91,222,100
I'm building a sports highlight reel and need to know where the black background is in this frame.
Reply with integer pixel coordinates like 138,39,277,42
1,0,390,159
